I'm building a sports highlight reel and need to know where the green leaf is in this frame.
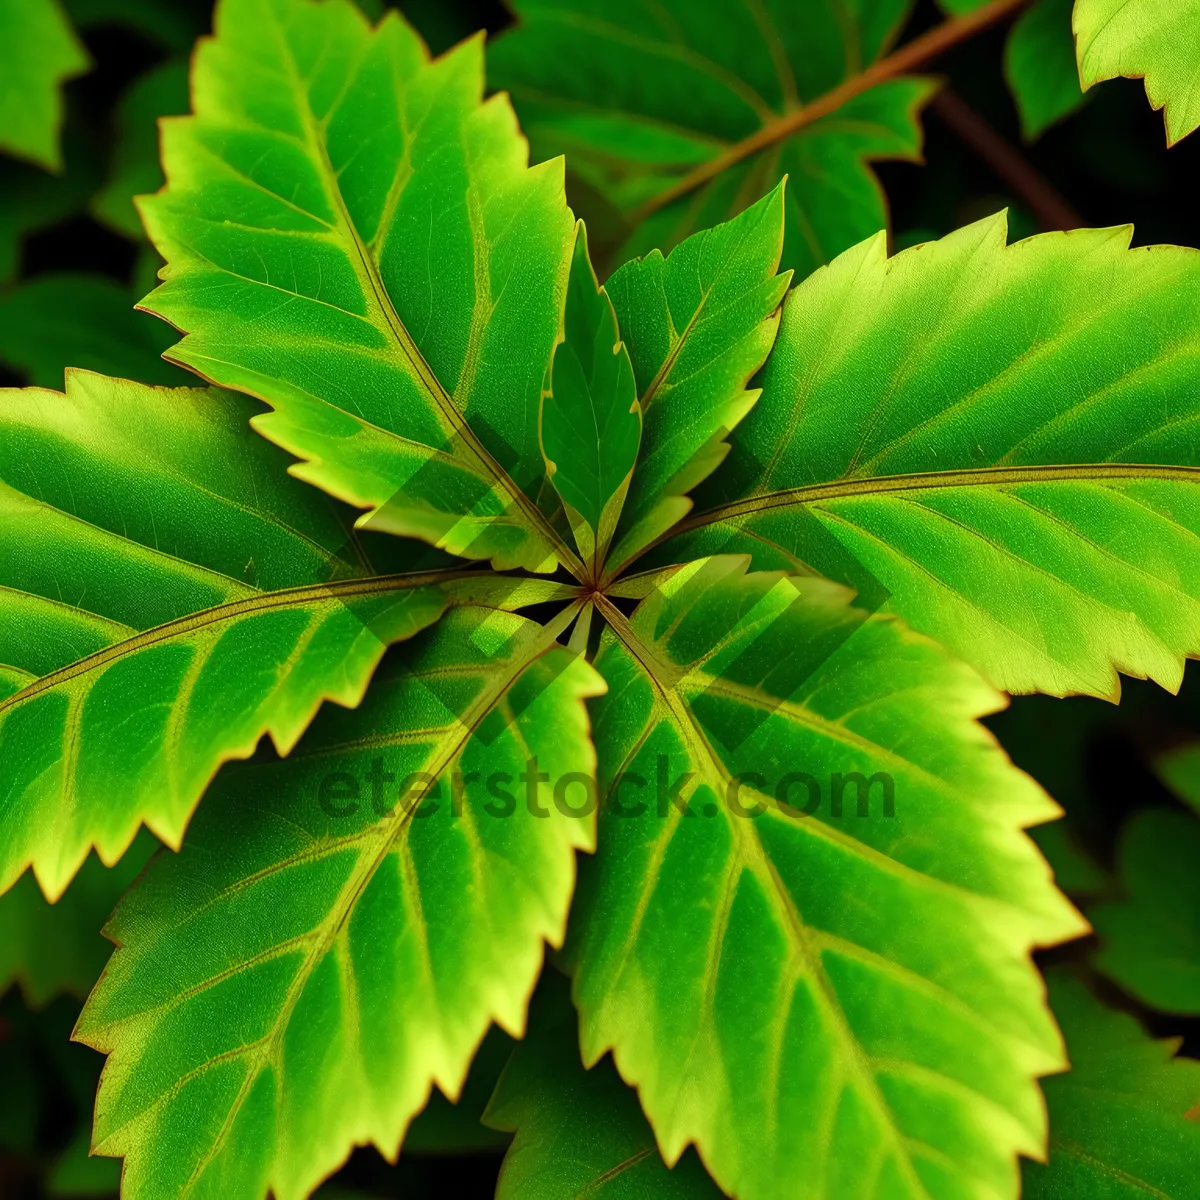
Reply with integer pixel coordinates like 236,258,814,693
1155,741,1200,815
0,273,189,388
485,970,724,1198
0,833,156,1007
1075,0,1200,146
401,1026,513,1155
0,0,89,171
1023,968,1200,1198
541,222,640,575
568,556,1085,1200
92,59,190,241
603,186,790,571
140,0,579,576
663,216,1200,699
488,0,934,277
1089,808,1200,1015
75,606,604,1200
0,372,449,899
1005,0,1087,140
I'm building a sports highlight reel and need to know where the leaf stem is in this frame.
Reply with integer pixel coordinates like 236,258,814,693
929,89,1082,231
631,0,1032,222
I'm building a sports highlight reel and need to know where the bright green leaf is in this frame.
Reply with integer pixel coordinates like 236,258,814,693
1075,0,1200,146
401,1026,513,1155
603,186,790,571
1006,0,1087,140
0,372,449,899
488,0,934,277
568,556,1085,1200
0,832,156,1007
76,606,604,1200
1023,968,1200,1198
92,59,189,240
0,273,189,388
140,0,579,576
1089,808,1200,1015
485,970,724,1198
541,222,640,575
0,0,89,171
662,216,1200,699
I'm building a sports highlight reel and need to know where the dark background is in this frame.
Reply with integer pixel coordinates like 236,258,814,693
2,1,1198,1195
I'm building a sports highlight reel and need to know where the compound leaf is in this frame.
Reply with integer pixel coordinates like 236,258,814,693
1089,808,1200,1015
0,0,89,170
603,186,790,571
541,222,640,574
76,607,604,1200
664,216,1200,699
485,970,724,1198
569,556,1085,1200
141,0,578,575
1074,0,1200,146
0,372,448,900
489,0,933,277
1023,968,1200,1198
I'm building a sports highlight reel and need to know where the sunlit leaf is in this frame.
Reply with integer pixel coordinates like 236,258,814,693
568,556,1084,1200
0,372,448,899
1075,0,1200,146
140,0,579,575
76,607,604,1200
661,216,1200,698
541,221,640,575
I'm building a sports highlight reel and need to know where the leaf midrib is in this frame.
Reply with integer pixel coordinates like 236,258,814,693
670,462,1200,536
268,11,584,579
0,569,472,711
594,595,935,1198
173,603,580,1193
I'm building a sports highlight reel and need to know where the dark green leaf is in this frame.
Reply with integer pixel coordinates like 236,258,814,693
485,970,723,1198
1090,808,1200,1015
0,273,188,388
489,0,933,277
1023,969,1200,1198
